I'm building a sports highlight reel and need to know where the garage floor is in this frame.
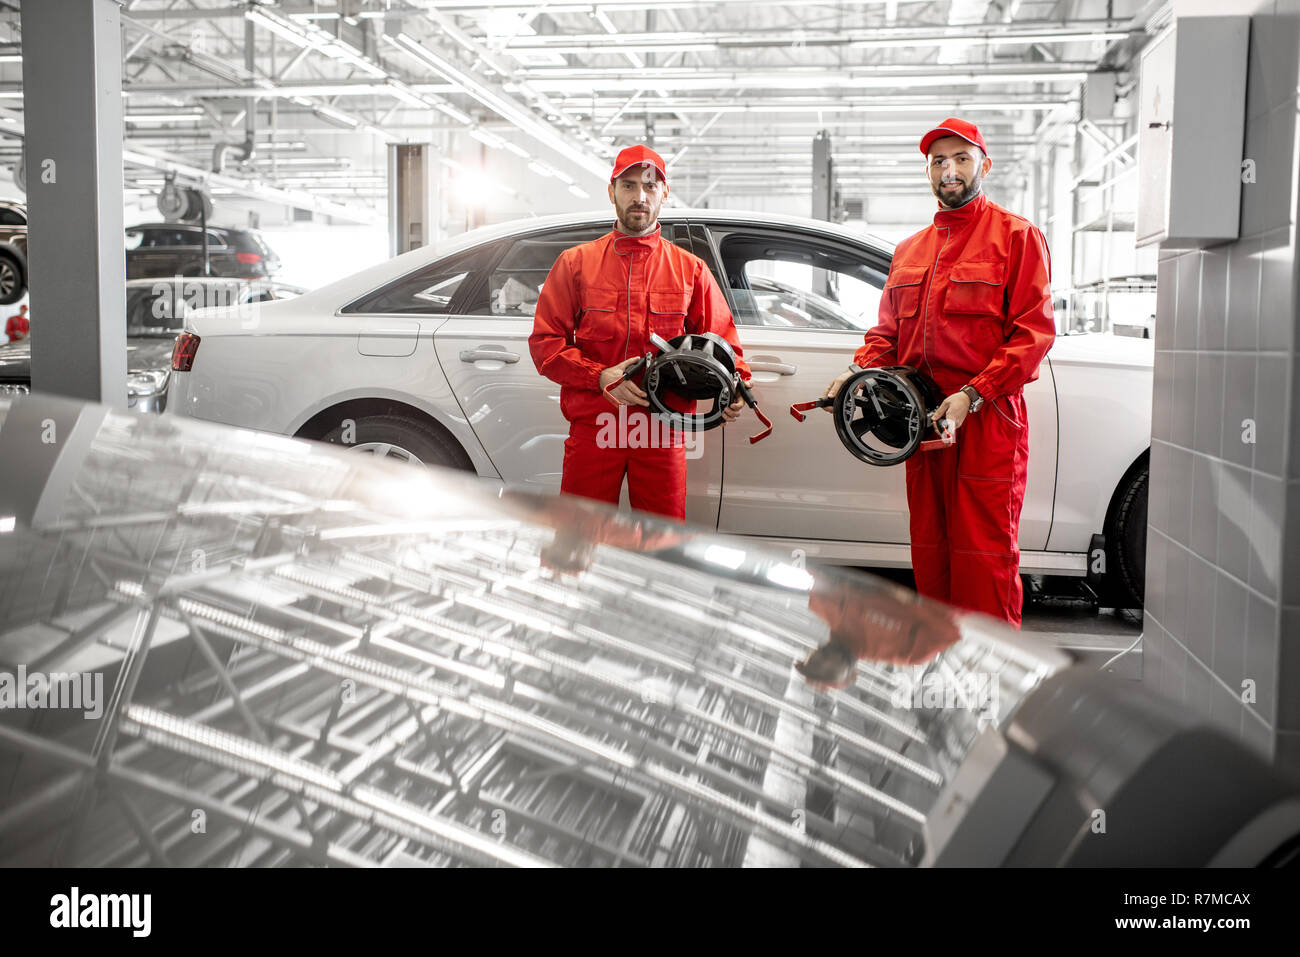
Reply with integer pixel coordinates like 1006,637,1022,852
1023,601,1143,680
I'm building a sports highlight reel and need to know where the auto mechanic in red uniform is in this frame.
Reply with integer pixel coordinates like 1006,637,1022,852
824,118,1055,627
529,145,751,521
4,304,29,342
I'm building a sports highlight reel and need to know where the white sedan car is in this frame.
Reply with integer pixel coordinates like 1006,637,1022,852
168,209,1153,606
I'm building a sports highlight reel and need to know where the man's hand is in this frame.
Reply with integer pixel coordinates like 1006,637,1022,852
931,390,973,430
721,393,746,423
599,356,649,407
821,369,857,412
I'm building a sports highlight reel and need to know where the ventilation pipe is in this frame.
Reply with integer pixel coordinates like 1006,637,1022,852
211,15,257,173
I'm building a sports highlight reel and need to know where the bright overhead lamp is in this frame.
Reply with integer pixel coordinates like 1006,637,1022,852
389,86,430,108
549,167,575,185
987,31,1129,46
318,42,388,78
567,184,589,199
469,128,507,149
503,140,530,158
0,54,22,64
126,113,205,123
527,160,554,177
481,11,537,40
313,104,360,129
436,103,474,125
246,9,313,49
844,30,1128,49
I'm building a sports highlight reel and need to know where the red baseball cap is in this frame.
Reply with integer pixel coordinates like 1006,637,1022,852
610,144,668,183
919,118,990,160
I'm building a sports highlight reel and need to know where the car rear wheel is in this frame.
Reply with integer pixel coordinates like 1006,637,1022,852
1105,460,1148,609
321,414,473,471
0,254,24,305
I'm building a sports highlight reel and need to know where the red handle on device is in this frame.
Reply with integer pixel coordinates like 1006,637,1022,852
789,396,834,422
734,378,773,444
603,355,648,396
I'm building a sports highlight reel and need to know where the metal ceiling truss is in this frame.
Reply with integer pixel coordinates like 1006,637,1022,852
0,1,1156,213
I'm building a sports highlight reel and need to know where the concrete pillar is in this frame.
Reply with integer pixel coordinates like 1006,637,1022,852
811,130,834,222
387,143,436,257
22,0,126,407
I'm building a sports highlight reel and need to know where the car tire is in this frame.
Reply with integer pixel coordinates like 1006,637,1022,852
320,414,473,471
0,253,24,305
1105,461,1148,609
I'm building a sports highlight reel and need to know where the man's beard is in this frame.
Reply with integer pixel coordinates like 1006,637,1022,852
932,175,982,209
616,201,658,235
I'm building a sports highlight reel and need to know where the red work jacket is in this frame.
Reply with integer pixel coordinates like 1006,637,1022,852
855,192,1055,400
529,225,749,427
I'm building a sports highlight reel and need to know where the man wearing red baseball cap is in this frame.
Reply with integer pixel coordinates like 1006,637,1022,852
528,145,751,520
822,118,1056,627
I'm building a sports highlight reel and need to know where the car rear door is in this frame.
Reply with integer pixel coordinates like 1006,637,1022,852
432,220,725,527
126,226,179,279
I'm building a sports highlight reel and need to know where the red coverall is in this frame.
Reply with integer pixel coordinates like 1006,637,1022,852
529,225,749,520
4,307,28,342
855,192,1055,626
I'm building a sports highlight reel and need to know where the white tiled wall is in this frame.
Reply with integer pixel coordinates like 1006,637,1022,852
1145,2,1300,772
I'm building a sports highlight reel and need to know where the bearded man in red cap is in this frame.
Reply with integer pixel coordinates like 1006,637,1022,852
530,145,751,521
823,118,1055,627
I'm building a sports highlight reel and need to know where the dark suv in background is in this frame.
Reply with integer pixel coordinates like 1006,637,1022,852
0,276,304,409
125,223,281,280
0,199,28,305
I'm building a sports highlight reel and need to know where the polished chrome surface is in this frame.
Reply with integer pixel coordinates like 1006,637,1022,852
0,395,1067,867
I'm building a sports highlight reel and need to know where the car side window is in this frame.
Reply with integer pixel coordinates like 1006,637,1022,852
132,228,169,249
341,248,487,315
470,225,609,317
0,207,25,227
716,231,888,332
155,229,192,247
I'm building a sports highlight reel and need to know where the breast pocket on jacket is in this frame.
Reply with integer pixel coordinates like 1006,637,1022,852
943,261,1006,354
648,289,691,340
575,287,622,362
944,261,1006,317
884,265,928,320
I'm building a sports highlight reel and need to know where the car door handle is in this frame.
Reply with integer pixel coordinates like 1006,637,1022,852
460,347,520,364
748,359,798,375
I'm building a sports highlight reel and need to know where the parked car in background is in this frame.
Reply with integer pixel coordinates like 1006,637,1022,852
0,277,303,411
125,222,282,280
0,198,28,305
167,209,1154,608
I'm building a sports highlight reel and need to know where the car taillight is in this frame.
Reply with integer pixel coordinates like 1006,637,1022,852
235,251,262,265
171,332,201,372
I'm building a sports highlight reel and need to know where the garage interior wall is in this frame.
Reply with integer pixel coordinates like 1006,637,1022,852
1144,1,1300,771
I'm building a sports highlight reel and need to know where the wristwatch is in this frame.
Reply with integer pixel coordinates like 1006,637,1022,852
960,384,984,413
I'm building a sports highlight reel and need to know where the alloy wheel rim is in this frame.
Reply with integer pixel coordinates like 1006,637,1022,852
348,441,423,465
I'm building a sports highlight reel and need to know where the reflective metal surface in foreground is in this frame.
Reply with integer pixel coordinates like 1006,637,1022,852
0,396,1067,867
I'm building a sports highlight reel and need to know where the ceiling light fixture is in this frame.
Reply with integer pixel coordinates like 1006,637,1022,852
469,128,507,149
